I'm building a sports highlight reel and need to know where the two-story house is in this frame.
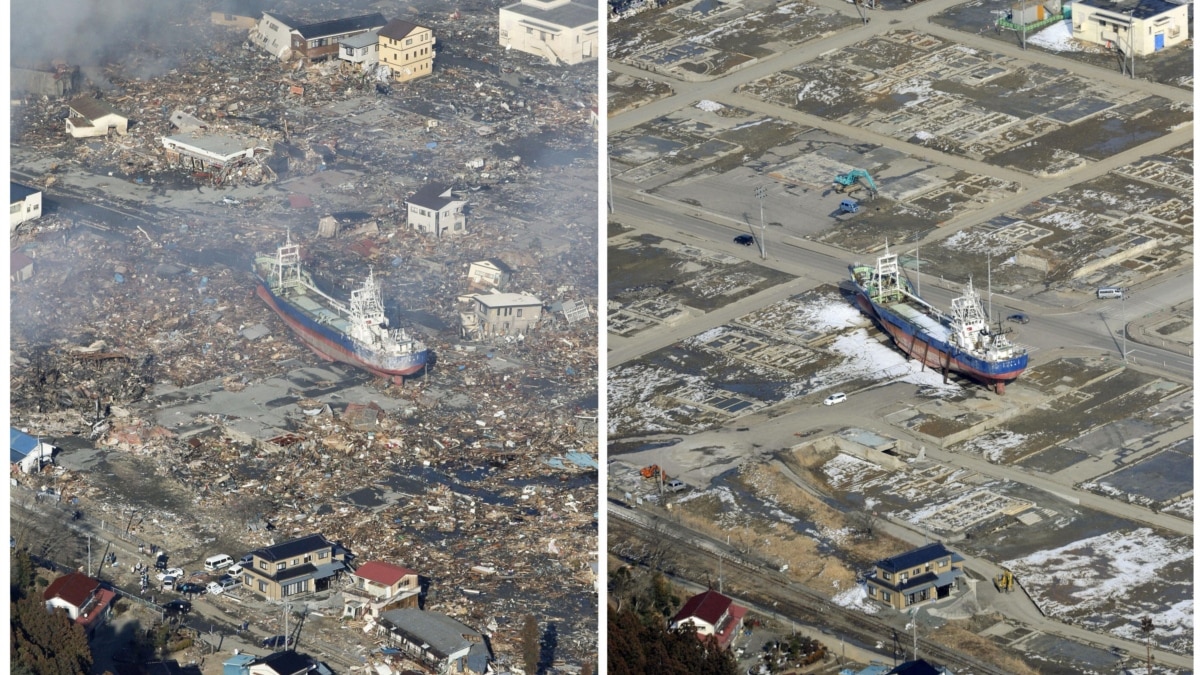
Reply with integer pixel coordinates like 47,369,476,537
343,560,422,619
291,14,387,64
252,12,385,62
377,19,435,82
866,542,964,611
670,589,747,649
499,0,598,65
43,572,117,634
65,96,128,138
338,30,380,71
407,184,466,237
376,609,492,675
466,259,513,291
472,292,543,338
11,183,42,231
240,533,349,601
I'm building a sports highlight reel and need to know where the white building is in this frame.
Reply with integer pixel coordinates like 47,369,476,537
407,184,466,237
1070,0,1188,56
467,259,513,290
339,29,380,70
11,183,42,230
65,96,128,138
499,0,598,65
161,134,270,175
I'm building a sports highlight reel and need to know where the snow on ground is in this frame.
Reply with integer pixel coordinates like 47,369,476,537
816,328,962,393
955,430,1029,463
1026,20,1107,54
821,452,886,490
793,294,866,332
1003,527,1194,642
831,582,878,614
696,99,724,112
608,363,707,434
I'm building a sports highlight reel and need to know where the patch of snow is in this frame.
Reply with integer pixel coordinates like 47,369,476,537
955,430,1029,463
696,99,724,112
832,582,878,614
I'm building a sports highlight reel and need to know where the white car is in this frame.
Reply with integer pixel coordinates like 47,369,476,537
823,392,847,406
156,567,185,581
206,582,224,595
226,564,244,577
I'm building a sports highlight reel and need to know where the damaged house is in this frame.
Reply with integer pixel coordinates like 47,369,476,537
498,0,599,65
338,30,381,71
407,184,466,237
252,11,387,63
463,292,544,339
378,19,436,82
376,609,492,675
467,259,513,291
343,561,422,619
11,182,42,230
161,133,272,184
65,96,128,138
239,533,349,601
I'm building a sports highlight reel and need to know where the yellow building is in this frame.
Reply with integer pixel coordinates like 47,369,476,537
378,19,435,82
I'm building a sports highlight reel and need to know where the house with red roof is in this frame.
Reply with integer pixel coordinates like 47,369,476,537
669,589,747,649
343,560,422,619
43,572,116,634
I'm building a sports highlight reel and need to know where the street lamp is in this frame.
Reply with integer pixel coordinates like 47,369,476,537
1140,616,1154,673
754,186,767,260
1121,290,1128,362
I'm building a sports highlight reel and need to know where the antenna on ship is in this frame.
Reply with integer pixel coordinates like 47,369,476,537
987,252,994,326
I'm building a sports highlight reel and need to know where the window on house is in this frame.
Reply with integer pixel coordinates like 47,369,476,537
882,571,891,581
259,580,268,592
406,38,412,45
276,562,286,571
517,308,523,317
868,586,875,596
10,204,20,215
319,551,329,559
259,561,267,570
899,573,908,583
882,591,891,602
292,558,300,566
304,554,312,563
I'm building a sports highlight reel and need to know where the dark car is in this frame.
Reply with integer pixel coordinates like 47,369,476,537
1007,313,1030,324
162,599,191,615
176,582,206,595
261,635,294,649
734,234,755,246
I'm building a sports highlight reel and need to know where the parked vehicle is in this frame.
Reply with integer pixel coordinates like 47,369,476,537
204,554,234,571
261,635,293,649
1097,287,1124,299
219,575,241,589
666,479,687,493
156,568,184,581
823,392,847,406
226,564,244,577
206,582,224,595
163,599,191,615
161,575,177,590
176,582,206,595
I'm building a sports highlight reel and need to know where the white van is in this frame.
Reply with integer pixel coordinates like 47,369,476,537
204,554,234,571
1097,287,1124,299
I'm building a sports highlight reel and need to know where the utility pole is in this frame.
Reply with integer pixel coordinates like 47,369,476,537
87,535,92,577
1141,616,1154,674
755,186,767,260
1121,290,1128,362
1020,0,1027,49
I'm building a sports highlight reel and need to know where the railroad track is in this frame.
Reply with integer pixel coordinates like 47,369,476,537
610,508,1013,675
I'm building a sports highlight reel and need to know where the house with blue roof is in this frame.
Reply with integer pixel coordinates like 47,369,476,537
865,542,964,611
11,428,54,474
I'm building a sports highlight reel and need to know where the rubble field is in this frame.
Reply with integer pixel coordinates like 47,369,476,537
11,0,599,669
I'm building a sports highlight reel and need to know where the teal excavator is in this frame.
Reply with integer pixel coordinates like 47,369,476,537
833,169,879,198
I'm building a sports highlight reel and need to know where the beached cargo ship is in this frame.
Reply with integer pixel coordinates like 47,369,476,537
254,235,429,383
849,246,1027,393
